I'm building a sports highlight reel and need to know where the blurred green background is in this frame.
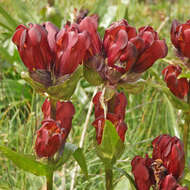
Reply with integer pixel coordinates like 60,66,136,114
0,0,190,189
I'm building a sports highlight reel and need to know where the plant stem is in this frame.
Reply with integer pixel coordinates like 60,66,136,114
50,98,57,120
105,166,113,190
183,114,190,156
183,92,190,157
46,171,53,190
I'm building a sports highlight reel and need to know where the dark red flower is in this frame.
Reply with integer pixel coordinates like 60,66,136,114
92,91,127,144
35,99,75,158
160,174,188,190
42,98,75,133
131,155,154,190
132,26,168,73
162,65,189,99
12,24,53,71
79,15,102,59
35,120,63,158
12,22,90,78
171,20,190,58
131,135,185,190
152,134,185,179
103,21,168,74
55,23,90,77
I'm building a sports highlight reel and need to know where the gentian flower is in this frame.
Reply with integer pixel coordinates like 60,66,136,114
35,99,75,158
12,21,90,84
171,20,190,58
160,174,188,190
79,17,168,85
131,134,186,190
162,65,189,99
92,91,127,144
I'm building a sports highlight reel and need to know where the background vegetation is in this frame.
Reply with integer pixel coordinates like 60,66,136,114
0,0,190,189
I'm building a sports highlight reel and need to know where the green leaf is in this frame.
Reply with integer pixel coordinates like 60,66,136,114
96,120,125,166
73,148,88,178
47,66,83,100
114,167,136,190
0,145,53,176
55,143,88,178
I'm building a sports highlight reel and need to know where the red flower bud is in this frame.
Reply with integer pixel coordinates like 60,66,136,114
160,174,188,190
162,65,189,99
42,99,75,133
12,24,53,71
132,26,168,73
131,135,185,190
92,91,127,144
152,134,185,179
79,15,102,58
131,155,154,190
171,19,190,58
35,120,63,158
103,21,168,74
55,23,90,77
103,19,137,72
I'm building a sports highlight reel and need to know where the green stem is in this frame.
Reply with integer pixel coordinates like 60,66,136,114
46,171,53,190
183,92,190,157
105,166,113,190
50,98,57,120
183,114,190,156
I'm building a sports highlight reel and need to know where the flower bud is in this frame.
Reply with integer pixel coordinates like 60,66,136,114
92,91,127,144
131,155,154,190
160,174,188,190
12,24,53,71
171,20,190,58
152,134,185,179
35,120,63,158
162,65,189,99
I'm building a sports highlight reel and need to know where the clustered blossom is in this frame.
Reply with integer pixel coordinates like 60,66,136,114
162,65,189,99
92,91,127,144
162,19,190,100
79,16,168,84
131,135,187,190
35,99,75,158
12,21,90,85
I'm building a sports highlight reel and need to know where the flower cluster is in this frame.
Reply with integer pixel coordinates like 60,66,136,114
35,99,75,158
81,16,168,85
131,135,186,190
92,91,127,144
162,20,190,100
12,22,90,85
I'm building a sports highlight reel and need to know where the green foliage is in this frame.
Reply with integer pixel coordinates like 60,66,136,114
96,120,125,167
55,143,88,178
0,145,53,176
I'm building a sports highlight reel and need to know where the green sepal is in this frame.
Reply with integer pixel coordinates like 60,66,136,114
47,66,83,100
55,143,88,178
21,71,46,94
83,64,104,86
96,120,125,167
0,145,53,177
